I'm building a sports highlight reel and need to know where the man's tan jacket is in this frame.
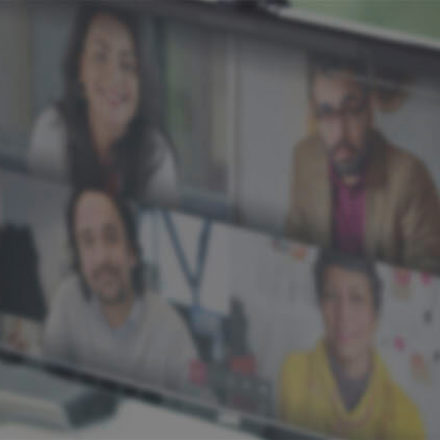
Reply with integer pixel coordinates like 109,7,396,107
286,130,440,273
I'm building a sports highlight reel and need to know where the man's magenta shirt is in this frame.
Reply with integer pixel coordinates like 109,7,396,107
330,166,366,255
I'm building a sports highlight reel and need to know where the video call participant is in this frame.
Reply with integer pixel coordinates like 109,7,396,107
278,250,424,440
286,52,440,273
29,4,178,206
43,188,197,391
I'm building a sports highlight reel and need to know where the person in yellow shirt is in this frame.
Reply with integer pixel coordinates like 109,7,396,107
278,250,425,440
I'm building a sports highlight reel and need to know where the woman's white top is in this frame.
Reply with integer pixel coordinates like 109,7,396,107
28,106,179,206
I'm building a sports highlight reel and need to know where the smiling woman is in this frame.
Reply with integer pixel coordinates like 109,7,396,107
28,3,179,206
79,13,140,157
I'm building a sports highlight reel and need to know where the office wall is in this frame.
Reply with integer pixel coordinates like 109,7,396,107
375,76,440,190
233,36,308,232
0,4,31,152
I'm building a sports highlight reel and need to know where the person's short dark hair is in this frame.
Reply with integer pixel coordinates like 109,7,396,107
66,186,144,298
314,249,382,313
307,51,371,97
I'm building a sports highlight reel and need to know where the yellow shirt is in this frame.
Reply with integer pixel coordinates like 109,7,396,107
278,341,425,440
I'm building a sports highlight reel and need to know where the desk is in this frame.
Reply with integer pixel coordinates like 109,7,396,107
0,396,258,439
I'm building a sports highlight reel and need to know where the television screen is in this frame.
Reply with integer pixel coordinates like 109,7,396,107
1,1,440,438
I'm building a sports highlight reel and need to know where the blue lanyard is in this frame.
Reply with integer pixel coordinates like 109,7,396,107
160,211,212,307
